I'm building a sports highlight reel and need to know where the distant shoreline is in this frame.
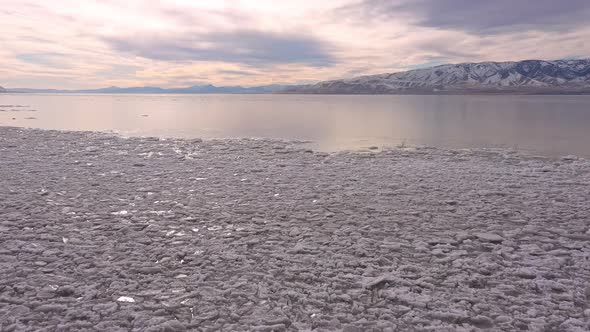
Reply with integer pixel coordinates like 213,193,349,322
3,90,590,95
278,90,590,96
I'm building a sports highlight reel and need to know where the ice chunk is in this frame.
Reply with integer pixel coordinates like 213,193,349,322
514,268,537,279
362,274,397,289
475,232,503,243
383,287,431,308
117,296,135,303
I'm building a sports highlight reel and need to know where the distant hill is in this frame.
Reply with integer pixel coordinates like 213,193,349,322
8,59,590,95
284,59,590,94
0,86,6,93
7,84,299,94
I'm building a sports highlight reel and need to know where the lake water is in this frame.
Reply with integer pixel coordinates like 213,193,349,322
1,93,590,157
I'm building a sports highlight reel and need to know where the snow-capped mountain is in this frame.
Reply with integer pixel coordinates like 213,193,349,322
286,59,590,94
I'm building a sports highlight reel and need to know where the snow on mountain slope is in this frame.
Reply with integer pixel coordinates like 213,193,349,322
288,60,590,94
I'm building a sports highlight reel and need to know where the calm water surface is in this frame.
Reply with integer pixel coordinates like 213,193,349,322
1,94,590,157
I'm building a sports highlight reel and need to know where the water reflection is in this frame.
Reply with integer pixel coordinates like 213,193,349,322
1,93,590,157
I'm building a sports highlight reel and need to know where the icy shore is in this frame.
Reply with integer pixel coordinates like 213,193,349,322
1,127,589,331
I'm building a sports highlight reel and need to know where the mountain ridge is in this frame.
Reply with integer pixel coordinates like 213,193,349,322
284,59,590,94
4,84,298,94
4,59,590,95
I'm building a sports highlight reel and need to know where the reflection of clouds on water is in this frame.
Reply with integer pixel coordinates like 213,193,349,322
1,94,590,157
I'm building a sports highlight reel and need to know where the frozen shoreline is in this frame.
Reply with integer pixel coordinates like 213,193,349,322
1,126,589,331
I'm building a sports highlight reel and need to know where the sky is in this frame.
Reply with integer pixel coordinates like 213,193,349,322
2,0,590,89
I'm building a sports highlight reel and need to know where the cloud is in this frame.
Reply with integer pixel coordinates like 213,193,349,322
104,30,335,67
16,53,71,68
351,0,590,34
3,0,590,89
218,69,257,76
161,7,253,29
413,35,479,58
96,64,140,77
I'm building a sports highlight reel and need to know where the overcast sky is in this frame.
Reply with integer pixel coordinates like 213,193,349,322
2,0,590,89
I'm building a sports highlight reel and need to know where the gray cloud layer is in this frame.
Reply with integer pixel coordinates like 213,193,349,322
4,0,590,89
16,52,70,68
355,0,590,34
105,30,335,67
